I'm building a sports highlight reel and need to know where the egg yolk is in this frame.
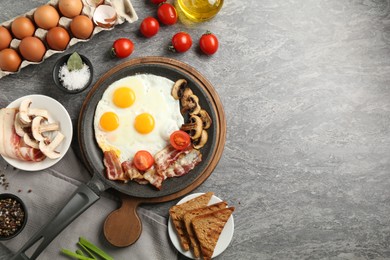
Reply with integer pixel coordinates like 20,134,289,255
134,113,155,134
113,87,135,108
100,112,119,131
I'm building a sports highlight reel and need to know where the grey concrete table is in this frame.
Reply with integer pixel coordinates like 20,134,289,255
1,0,390,259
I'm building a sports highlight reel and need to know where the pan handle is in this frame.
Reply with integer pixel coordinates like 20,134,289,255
11,176,105,260
103,194,142,247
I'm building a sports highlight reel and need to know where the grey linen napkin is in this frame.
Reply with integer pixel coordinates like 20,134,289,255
0,148,178,260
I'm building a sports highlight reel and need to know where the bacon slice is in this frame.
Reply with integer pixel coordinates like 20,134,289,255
103,150,125,181
121,160,148,184
154,145,189,173
162,148,202,178
122,160,163,188
143,170,164,189
0,108,45,162
103,145,202,189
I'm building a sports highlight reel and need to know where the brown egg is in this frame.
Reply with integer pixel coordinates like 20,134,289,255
19,36,46,62
34,5,60,30
46,27,70,51
11,17,35,40
0,48,22,72
0,26,12,51
70,15,94,39
59,0,83,18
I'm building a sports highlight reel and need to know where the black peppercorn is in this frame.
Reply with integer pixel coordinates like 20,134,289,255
0,196,26,238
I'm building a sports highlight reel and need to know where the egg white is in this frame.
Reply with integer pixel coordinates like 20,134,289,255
94,74,184,162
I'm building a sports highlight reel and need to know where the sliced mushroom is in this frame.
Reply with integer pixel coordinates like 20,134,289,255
181,88,193,103
39,132,65,159
189,95,201,115
180,115,203,140
18,98,32,124
32,116,46,141
28,108,49,119
171,79,187,100
199,109,212,129
23,133,39,149
32,116,60,142
181,93,201,115
14,113,27,137
193,130,208,150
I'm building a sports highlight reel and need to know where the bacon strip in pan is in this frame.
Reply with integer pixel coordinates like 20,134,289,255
103,145,202,189
154,146,202,178
103,150,124,180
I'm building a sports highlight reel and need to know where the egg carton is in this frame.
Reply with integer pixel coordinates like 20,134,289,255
0,0,138,79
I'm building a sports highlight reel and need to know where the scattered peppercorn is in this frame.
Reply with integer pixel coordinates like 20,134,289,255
0,197,25,238
0,174,9,190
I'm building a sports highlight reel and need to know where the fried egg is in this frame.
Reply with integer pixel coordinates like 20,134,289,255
94,74,184,162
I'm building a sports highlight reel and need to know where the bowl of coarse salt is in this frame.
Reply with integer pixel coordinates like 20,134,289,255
52,53,93,94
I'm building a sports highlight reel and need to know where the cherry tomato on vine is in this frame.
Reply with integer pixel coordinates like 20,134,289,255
111,38,134,58
199,32,219,55
157,3,177,25
151,0,166,4
170,130,191,150
140,17,160,38
170,32,192,53
133,150,154,171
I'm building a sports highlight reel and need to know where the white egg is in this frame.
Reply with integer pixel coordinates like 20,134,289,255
94,74,184,162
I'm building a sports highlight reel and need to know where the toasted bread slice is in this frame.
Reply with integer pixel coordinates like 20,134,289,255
192,207,235,260
183,201,228,258
169,192,213,251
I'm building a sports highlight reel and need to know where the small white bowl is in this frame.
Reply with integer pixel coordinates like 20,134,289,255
52,54,93,94
2,95,73,171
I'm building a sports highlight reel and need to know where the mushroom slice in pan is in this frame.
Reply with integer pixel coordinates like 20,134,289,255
199,109,212,130
193,129,208,150
180,115,203,140
181,88,193,103
171,79,187,100
181,93,201,115
39,132,65,159
188,95,201,115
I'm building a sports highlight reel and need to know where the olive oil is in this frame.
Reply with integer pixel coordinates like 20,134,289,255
175,0,224,22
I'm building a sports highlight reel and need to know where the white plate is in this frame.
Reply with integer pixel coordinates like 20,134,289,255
168,192,234,259
2,94,73,171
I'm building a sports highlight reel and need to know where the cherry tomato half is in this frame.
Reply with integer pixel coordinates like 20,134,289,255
170,130,191,150
112,38,134,58
133,150,154,171
170,32,192,53
157,3,177,25
151,0,166,4
199,32,219,55
140,17,160,38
